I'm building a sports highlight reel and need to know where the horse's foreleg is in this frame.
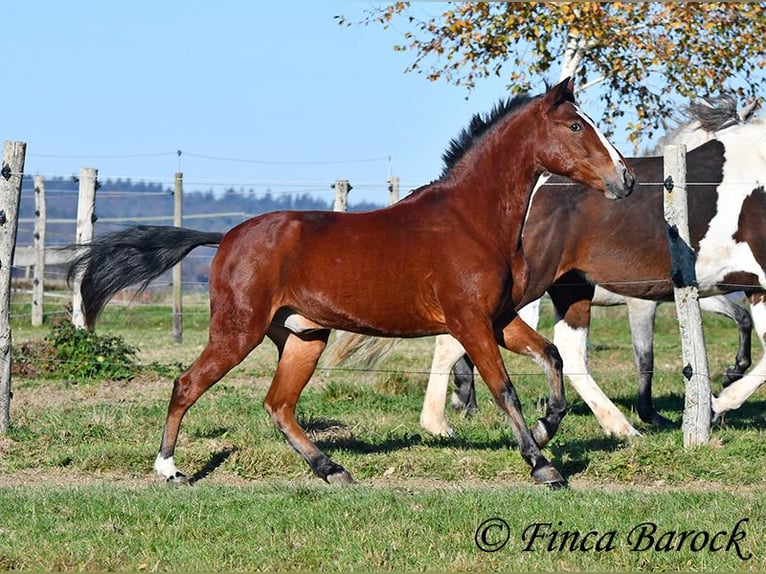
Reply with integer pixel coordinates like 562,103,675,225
551,293,641,439
420,335,466,436
499,316,566,449
625,298,674,426
453,319,566,488
263,326,350,483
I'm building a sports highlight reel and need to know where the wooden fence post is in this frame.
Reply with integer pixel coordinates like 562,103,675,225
388,176,400,205
0,141,26,434
332,180,352,212
31,175,46,327
663,144,711,447
71,167,98,329
172,172,183,343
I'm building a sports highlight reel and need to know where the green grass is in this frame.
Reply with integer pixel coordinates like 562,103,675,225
2,295,766,570
0,483,763,571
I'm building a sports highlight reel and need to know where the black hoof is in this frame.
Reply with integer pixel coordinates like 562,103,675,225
450,392,478,415
531,461,565,487
638,409,676,428
165,472,190,486
543,479,570,490
326,469,354,484
648,412,675,428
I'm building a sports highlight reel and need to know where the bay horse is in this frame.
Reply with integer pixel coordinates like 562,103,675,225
327,101,766,439
66,79,634,488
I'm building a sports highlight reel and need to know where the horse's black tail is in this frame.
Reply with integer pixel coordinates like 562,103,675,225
65,225,223,329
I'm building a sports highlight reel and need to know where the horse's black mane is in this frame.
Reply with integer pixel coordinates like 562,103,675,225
440,89,562,177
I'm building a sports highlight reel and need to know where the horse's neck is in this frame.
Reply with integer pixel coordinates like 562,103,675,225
446,162,539,244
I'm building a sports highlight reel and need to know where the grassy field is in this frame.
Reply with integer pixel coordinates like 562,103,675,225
1,296,765,571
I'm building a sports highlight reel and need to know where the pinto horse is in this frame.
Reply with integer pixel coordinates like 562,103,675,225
65,79,633,487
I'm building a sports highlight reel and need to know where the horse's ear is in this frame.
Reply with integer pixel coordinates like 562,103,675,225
543,77,576,109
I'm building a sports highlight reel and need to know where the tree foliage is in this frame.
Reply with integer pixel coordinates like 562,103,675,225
339,2,766,144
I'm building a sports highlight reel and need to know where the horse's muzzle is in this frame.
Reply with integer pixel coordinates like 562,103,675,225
605,166,635,199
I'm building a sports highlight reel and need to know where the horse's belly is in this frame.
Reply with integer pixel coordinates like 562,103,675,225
696,241,766,294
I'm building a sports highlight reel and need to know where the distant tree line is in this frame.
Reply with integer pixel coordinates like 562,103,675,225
15,175,382,289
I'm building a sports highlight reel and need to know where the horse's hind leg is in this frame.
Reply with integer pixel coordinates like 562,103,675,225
624,297,674,426
699,293,752,386
263,326,351,483
713,293,766,416
499,315,566,449
155,332,263,484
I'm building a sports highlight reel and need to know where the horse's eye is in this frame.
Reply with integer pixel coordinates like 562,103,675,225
570,123,582,132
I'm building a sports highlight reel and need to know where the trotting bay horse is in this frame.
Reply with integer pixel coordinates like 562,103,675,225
65,79,634,488
328,100,766,439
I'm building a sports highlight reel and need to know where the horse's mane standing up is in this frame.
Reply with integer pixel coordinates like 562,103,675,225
439,95,535,178
651,93,758,154
439,85,573,179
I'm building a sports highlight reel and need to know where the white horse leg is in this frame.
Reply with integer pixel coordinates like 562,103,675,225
713,295,766,414
554,319,641,438
420,334,466,437
518,298,541,330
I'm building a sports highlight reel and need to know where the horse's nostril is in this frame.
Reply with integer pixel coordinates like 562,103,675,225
623,168,636,191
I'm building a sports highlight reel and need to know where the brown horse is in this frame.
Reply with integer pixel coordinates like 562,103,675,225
66,79,633,488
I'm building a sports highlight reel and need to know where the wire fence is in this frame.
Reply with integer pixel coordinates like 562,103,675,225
6,166,765,386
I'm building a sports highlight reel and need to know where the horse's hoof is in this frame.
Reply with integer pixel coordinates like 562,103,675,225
531,463,565,487
421,418,454,438
326,469,354,484
642,412,675,428
165,472,190,486
530,420,551,448
543,479,570,490
450,392,467,412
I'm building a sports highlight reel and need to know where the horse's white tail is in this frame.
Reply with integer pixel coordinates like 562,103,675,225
322,331,399,369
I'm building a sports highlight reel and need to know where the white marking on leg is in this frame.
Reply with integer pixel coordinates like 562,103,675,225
420,335,465,437
518,299,542,331
713,299,766,413
554,319,641,438
154,453,182,479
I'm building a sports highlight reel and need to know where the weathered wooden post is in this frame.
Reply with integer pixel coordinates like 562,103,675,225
663,144,711,446
172,172,183,343
31,175,47,327
388,176,400,205
0,141,26,433
71,167,98,329
332,180,352,212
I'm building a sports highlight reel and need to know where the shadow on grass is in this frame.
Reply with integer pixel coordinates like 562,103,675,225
548,435,626,480
191,448,235,484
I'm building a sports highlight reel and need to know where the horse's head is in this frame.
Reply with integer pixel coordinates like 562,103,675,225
534,78,634,199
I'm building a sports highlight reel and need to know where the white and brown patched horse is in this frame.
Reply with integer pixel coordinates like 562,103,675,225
67,79,633,488
327,95,766,439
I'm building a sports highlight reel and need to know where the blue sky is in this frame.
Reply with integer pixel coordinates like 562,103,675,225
4,2,632,205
